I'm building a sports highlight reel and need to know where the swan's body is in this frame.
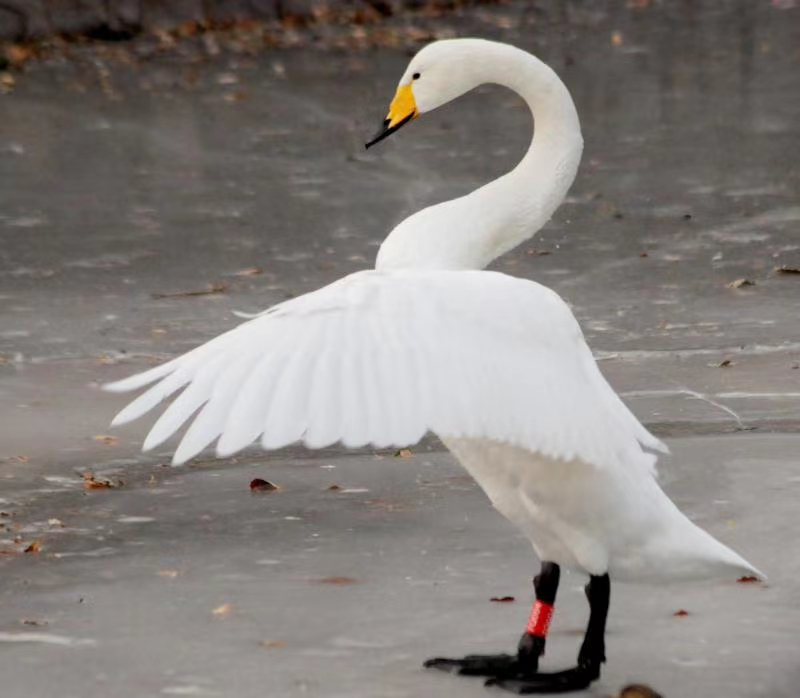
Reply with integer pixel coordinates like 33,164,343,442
106,39,759,691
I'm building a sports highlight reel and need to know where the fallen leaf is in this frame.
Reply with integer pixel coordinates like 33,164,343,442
394,449,413,458
673,609,690,617
158,570,180,579
152,282,228,299
4,44,34,68
727,278,755,289
611,30,623,46
716,359,733,368
82,472,122,489
0,72,15,91
316,576,358,585
639,251,649,258
234,266,262,276
620,685,664,698
259,639,286,649
250,478,279,492
490,596,516,603
737,576,761,584
11,455,28,464
774,265,800,274
24,540,41,554
93,434,119,446
326,484,342,491
212,603,232,617
20,618,48,627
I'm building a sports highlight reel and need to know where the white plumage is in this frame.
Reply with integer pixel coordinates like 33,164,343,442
106,38,759,583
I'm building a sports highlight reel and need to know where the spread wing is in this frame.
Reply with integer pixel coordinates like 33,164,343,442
106,269,666,468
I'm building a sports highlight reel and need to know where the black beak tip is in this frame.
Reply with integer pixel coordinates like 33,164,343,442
364,113,415,150
365,119,391,150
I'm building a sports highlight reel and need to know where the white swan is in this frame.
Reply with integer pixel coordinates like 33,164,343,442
106,39,760,693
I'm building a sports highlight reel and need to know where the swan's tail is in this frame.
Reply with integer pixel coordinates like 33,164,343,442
646,513,764,582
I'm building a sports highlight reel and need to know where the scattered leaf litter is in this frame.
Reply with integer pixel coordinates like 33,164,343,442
152,282,228,299
83,472,122,489
93,434,119,446
250,479,279,492
727,278,756,289
212,603,232,618
316,576,358,585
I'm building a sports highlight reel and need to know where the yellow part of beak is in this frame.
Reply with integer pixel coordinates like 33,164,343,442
386,84,419,128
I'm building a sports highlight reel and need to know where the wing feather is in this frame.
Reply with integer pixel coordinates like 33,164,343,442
108,269,666,470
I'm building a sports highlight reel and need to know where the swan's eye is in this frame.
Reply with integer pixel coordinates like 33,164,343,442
412,72,421,80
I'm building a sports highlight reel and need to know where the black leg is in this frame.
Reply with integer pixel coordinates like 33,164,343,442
487,573,610,694
423,562,561,678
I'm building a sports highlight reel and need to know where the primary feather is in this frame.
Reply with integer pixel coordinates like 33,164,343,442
107,270,665,469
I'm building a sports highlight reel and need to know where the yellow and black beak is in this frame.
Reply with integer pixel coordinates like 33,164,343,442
365,84,419,149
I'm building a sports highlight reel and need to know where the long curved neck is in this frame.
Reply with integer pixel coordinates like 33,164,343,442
377,44,583,271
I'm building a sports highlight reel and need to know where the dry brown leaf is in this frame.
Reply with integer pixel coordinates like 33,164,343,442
611,31,623,46
24,540,41,554
326,484,342,491
490,596,516,603
152,282,228,299
83,472,121,489
774,265,800,274
4,44,34,68
727,278,755,289
259,639,286,649
316,576,358,585
394,449,413,458
93,434,119,446
620,685,664,698
20,618,48,626
234,267,263,276
737,575,761,584
212,603,232,617
250,478,279,492
673,609,690,617
158,570,180,579
716,359,733,368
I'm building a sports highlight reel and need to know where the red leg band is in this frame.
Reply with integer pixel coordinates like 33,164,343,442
526,600,554,637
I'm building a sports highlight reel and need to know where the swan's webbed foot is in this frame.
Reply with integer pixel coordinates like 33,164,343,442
424,565,610,694
424,635,544,678
486,572,609,693
485,659,601,694
423,652,530,678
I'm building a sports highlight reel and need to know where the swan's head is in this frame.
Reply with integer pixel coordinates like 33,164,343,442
365,39,494,149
